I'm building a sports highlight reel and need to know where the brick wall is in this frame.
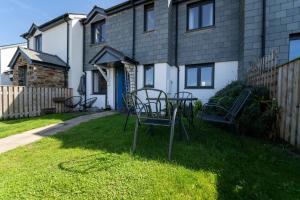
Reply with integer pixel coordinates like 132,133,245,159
12,55,67,88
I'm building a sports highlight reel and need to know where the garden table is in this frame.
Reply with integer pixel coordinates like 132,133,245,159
146,97,198,140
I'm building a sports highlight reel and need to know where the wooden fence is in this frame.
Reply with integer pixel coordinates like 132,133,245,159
0,86,73,120
247,50,278,99
277,59,300,148
247,50,300,148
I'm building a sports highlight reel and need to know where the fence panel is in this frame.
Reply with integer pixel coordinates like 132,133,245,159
247,50,300,148
0,86,72,120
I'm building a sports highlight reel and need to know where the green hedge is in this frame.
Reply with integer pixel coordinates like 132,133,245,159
208,81,279,137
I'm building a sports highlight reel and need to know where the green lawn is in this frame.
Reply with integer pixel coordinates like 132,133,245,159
0,113,86,139
0,114,299,200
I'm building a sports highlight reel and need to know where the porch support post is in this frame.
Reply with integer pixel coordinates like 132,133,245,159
122,61,136,93
94,64,109,84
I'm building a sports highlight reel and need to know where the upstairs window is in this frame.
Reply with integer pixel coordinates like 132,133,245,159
91,20,106,44
187,1,214,31
289,33,300,61
35,35,42,52
144,3,155,32
185,64,214,89
92,70,107,94
144,65,154,88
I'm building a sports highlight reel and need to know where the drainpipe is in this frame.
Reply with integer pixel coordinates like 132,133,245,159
132,0,137,91
64,16,70,88
82,23,87,103
261,0,266,57
175,3,179,95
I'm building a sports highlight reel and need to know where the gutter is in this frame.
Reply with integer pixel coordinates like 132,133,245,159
262,0,266,57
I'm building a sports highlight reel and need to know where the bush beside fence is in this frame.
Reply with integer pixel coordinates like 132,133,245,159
247,51,300,148
0,86,72,120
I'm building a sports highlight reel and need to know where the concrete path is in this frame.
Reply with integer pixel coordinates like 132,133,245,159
0,111,116,154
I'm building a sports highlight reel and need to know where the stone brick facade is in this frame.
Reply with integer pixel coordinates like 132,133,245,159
12,55,67,88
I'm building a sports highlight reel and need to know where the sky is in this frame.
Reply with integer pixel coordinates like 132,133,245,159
0,0,127,46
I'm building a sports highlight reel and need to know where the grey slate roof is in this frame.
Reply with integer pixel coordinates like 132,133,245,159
9,47,68,69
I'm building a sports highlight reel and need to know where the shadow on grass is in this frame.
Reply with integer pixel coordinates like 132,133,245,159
53,114,300,200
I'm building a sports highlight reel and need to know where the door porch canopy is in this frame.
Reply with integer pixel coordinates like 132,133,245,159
89,45,138,67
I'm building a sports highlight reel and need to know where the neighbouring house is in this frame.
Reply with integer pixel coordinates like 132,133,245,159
10,0,300,111
16,13,86,91
8,47,68,87
0,43,26,85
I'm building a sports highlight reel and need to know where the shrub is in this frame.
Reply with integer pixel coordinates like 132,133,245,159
208,81,279,138
193,100,203,116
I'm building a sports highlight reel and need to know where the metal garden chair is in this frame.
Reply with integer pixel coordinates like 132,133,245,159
130,88,179,160
199,89,252,131
64,96,82,109
122,93,135,131
173,92,194,128
80,97,97,111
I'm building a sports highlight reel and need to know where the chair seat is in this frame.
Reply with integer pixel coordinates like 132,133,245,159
142,118,172,126
201,114,233,124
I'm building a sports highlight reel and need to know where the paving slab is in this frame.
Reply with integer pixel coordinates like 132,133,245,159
0,111,116,154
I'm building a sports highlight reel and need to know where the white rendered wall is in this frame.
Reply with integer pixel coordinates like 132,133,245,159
86,68,115,109
179,61,238,103
69,19,84,95
0,44,26,85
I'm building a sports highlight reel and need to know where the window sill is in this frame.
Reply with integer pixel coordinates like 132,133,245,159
186,26,215,33
89,42,106,47
91,93,106,95
185,86,214,90
143,30,155,34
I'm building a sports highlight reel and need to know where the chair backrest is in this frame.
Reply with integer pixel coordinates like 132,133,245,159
82,97,97,108
174,92,193,99
131,88,171,120
226,89,251,119
65,96,82,108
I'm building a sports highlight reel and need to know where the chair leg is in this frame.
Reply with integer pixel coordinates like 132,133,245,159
123,111,130,132
168,124,175,161
181,119,190,141
132,120,139,152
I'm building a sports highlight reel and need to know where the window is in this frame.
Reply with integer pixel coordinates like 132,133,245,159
144,65,154,88
18,66,27,86
187,1,214,31
144,3,155,32
185,64,214,89
92,70,107,94
35,35,42,52
91,20,106,44
289,33,300,61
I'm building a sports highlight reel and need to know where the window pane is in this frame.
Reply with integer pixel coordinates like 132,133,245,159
202,3,214,27
289,38,300,61
146,7,155,31
186,67,198,87
101,23,106,42
145,66,154,86
200,67,213,87
188,6,199,30
93,72,99,93
99,70,107,94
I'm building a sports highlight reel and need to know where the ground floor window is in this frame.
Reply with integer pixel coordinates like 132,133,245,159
185,63,214,89
18,66,27,86
92,70,107,94
144,65,154,88
289,33,300,61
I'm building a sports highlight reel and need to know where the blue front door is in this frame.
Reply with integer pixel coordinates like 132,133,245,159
115,67,125,111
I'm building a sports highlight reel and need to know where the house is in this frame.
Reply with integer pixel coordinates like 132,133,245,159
83,0,300,111
11,0,300,111
10,13,86,92
0,43,26,85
